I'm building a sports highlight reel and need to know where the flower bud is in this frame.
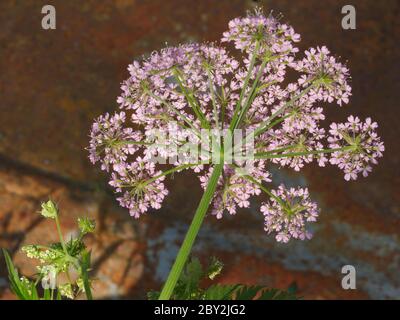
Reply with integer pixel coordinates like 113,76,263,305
40,200,58,219
78,217,96,235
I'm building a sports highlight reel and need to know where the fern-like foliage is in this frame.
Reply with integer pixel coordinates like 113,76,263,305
148,257,299,300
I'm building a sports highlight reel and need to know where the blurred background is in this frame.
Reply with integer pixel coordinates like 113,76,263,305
0,0,399,299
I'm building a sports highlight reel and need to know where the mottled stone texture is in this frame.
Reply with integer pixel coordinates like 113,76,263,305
0,0,399,299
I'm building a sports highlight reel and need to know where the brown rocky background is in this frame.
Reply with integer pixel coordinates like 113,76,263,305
0,0,399,299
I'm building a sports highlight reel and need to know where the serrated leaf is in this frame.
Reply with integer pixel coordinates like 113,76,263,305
258,288,279,300
147,290,160,300
204,284,241,300
258,288,298,300
234,285,265,300
182,257,203,285
175,257,204,299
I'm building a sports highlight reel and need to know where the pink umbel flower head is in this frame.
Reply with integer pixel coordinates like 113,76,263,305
88,9,383,244
109,157,169,218
88,112,142,172
200,161,272,219
328,116,385,181
261,185,319,243
292,46,352,106
222,8,300,59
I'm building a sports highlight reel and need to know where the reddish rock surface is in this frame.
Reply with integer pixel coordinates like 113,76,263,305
0,0,399,299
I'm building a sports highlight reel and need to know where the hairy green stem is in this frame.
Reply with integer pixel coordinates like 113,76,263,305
158,163,223,300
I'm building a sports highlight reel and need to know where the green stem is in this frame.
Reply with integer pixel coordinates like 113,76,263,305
54,215,68,257
144,163,205,186
173,68,210,129
80,253,93,300
207,68,220,130
252,113,292,138
228,162,286,208
252,84,316,138
158,163,223,300
255,144,297,155
229,41,260,131
147,90,201,136
116,140,151,146
220,86,227,127
241,174,286,207
234,58,270,129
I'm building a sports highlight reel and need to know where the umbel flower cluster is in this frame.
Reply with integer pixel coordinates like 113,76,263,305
89,10,384,243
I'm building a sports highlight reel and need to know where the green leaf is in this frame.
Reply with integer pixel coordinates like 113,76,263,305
80,250,93,300
204,284,241,300
30,281,39,300
258,288,279,300
2,249,36,300
3,249,26,299
234,285,265,300
66,238,86,257
181,257,203,286
261,288,297,300
233,285,298,300
152,254,300,301
174,257,204,299
43,288,51,300
147,290,160,300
